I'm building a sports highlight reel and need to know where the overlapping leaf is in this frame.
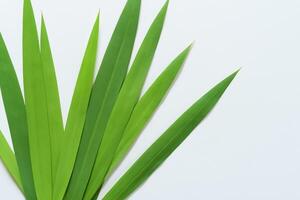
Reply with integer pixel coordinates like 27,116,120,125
65,1,141,200
53,15,99,200
0,0,239,200
40,17,64,183
83,2,168,199
103,70,239,200
108,45,192,176
0,33,36,200
23,0,52,198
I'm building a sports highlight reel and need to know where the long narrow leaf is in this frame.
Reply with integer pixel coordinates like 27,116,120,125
103,70,239,200
84,3,168,199
23,0,52,198
65,1,141,200
0,131,22,191
53,15,99,200
108,45,192,176
0,33,36,199
40,16,64,183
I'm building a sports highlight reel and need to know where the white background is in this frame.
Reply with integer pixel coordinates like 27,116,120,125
0,0,300,199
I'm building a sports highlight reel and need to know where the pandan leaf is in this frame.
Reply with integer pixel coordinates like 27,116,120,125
0,33,36,199
23,0,52,199
0,0,239,199
40,16,64,183
0,131,22,192
103,70,239,200
65,1,141,200
84,2,168,199
53,15,99,200
108,44,192,176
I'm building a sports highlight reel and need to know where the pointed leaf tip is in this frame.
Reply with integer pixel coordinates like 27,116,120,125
107,46,192,177
162,0,169,9
230,69,240,80
103,70,238,200
53,8,100,200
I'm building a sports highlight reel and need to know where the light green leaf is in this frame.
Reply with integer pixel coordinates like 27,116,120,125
108,44,192,176
0,33,36,199
103,70,239,200
0,131,23,192
23,0,52,198
40,16,64,184
65,0,141,199
84,2,168,199
53,14,99,200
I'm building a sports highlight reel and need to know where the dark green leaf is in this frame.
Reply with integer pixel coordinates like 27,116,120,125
83,2,169,199
65,1,141,200
0,32,37,200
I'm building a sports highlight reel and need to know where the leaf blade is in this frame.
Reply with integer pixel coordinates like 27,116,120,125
0,131,23,192
108,45,191,176
65,0,141,199
0,33,37,199
23,0,52,198
53,15,99,200
103,70,239,200
40,16,64,184
83,2,168,199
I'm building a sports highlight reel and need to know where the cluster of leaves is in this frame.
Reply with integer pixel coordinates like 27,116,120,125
0,0,238,199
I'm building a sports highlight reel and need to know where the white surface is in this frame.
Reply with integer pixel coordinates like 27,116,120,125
0,0,300,199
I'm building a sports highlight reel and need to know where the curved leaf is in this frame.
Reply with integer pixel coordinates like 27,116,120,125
0,33,36,199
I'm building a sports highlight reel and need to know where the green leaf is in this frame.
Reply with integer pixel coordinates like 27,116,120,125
0,33,36,199
108,44,192,176
0,131,23,192
84,2,169,199
103,70,239,200
23,0,52,199
40,16,64,184
53,14,99,200
65,0,141,199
